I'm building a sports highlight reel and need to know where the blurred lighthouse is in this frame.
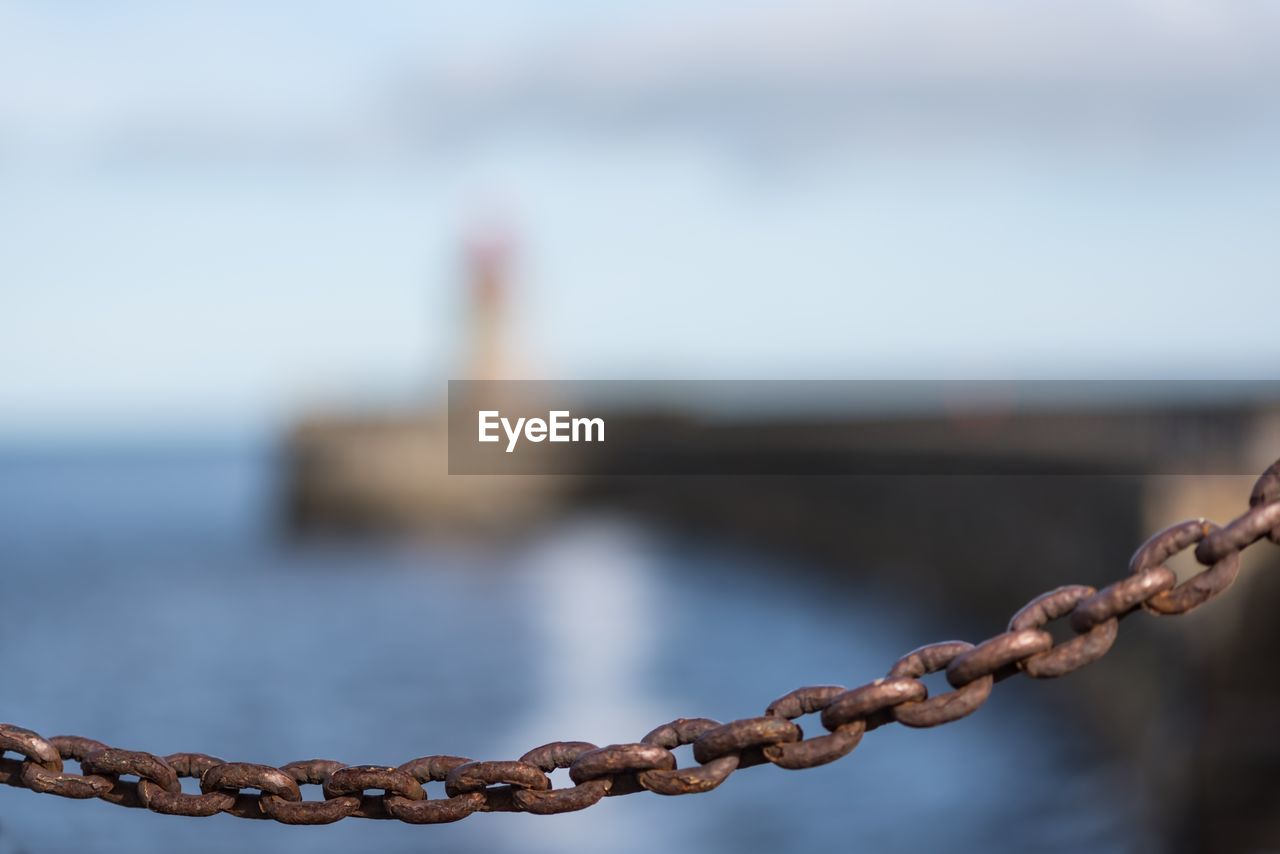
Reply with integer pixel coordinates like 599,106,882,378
465,225,514,381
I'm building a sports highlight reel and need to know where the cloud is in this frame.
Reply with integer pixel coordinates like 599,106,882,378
409,0,1280,150
2,0,1279,166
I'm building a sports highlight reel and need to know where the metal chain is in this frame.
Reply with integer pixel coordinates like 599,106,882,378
3,460,1278,825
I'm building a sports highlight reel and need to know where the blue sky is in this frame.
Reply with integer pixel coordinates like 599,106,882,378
3,1,1279,437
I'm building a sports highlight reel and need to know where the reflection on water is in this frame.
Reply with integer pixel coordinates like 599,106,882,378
0,445,1140,853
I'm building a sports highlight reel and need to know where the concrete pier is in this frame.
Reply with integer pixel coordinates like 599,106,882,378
281,398,1279,850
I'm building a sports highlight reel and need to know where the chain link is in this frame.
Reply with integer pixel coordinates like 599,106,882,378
2,460,1278,825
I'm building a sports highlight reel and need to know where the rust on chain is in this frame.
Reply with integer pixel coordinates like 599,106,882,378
764,720,864,770
888,642,994,727
1131,519,1243,615
692,716,802,768
386,756,485,824
1070,566,1177,632
569,742,676,796
1249,458,1280,545
765,685,847,719
323,765,425,819
0,457,1276,825
514,742,612,815
945,629,1053,686
80,748,179,809
201,762,302,819
1197,502,1280,564
637,718,740,795
445,759,550,812
819,678,927,732
20,736,113,800
0,724,62,790
762,686,865,770
140,753,235,817
258,759,359,825
1008,586,1118,679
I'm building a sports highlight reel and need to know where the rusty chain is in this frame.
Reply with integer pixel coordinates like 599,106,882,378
2,460,1279,825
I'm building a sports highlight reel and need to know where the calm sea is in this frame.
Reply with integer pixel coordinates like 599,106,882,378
0,442,1139,853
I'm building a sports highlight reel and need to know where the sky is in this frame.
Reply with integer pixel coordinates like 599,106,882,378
2,1,1279,437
